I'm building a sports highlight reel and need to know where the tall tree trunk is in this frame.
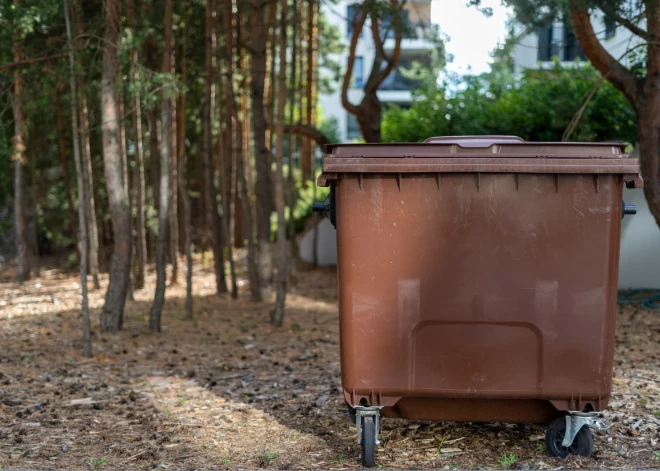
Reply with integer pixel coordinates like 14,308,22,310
217,17,238,299
13,0,31,282
128,0,146,289
271,0,288,326
223,0,261,301
56,89,78,250
64,0,91,357
251,0,273,300
301,0,318,183
286,0,299,285
265,2,277,165
29,136,39,278
205,0,228,294
179,0,193,317
74,0,101,288
169,64,179,287
148,106,160,261
79,95,101,288
118,92,134,301
100,0,131,332
264,0,277,153
150,0,173,332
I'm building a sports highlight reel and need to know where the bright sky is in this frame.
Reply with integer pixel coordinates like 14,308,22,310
431,0,511,75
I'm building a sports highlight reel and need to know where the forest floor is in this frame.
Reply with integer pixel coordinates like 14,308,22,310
0,254,659,471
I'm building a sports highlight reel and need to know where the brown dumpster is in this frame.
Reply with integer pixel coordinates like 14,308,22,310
312,136,642,467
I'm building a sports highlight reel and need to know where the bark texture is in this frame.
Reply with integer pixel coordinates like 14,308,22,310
13,0,31,282
270,0,288,326
64,0,91,357
100,0,131,332
150,0,174,332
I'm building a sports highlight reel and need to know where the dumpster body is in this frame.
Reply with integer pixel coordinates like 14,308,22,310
315,136,642,465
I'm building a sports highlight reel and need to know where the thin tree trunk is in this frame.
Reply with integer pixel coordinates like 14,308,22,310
13,0,30,282
64,0,91,357
74,0,101,288
179,0,193,317
100,0,131,332
79,95,100,288
223,0,261,301
251,0,273,300
118,93,134,301
29,137,39,278
205,0,228,294
128,0,146,289
150,0,173,332
287,0,299,285
301,0,318,183
56,89,78,250
148,106,160,261
169,66,179,287
271,0,288,326
217,16,238,299
264,0,277,152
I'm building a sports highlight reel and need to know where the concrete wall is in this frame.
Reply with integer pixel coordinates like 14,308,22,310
619,186,660,289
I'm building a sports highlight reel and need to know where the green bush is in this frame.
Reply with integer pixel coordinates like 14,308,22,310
383,62,638,145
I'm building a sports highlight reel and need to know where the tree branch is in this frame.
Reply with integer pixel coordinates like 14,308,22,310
341,7,368,116
364,0,404,96
569,3,641,107
284,123,330,149
0,53,67,72
597,4,654,42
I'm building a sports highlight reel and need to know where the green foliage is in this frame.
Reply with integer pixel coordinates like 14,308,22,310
270,167,329,240
383,62,637,145
89,457,107,468
498,453,517,468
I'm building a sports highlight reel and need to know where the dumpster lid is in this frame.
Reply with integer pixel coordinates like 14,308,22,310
423,136,526,147
317,135,642,188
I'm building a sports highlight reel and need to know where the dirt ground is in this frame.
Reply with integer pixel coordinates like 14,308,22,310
0,255,659,471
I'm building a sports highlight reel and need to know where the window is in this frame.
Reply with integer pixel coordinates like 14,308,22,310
537,25,554,62
347,4,361,38
353,56,364,88
563,20,586,61
379,9,410,39
604,15,617,39
346,114,361,142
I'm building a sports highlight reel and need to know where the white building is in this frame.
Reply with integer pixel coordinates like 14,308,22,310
319,0,437,142
513,12,645,75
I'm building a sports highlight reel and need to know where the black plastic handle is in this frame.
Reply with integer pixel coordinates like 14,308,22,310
311,183,336,228
622,201,637,219
312,202,328,213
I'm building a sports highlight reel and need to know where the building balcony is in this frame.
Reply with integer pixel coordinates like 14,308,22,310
383,22,438,52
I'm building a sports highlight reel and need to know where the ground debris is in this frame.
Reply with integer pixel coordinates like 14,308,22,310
0,258,659,470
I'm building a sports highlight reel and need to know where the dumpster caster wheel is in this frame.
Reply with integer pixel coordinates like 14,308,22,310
546,417,594,458
361,415,376,467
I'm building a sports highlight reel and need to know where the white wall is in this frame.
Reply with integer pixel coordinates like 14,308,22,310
299,218,338,266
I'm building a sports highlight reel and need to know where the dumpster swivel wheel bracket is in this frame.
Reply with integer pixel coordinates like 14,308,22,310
354,406,383,446
562,411,606,448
